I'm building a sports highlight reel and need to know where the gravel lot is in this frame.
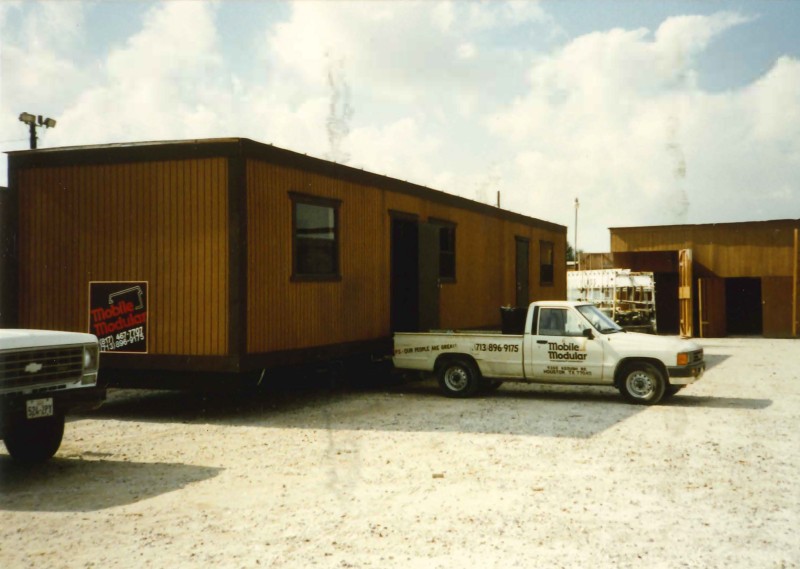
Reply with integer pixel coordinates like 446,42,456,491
1,337,799,568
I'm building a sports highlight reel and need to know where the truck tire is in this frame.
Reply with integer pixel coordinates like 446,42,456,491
437,358,481,398
3,414,65,463
619,363,666,405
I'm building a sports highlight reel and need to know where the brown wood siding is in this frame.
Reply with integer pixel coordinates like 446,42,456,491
246,159,566,352
17,159,229,355
611,221,799,278
246,160,389,353
762,277,793,338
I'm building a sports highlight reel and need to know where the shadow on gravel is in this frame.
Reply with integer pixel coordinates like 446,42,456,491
0,455,222,512
75,379,646,439
703,353,731,371
663,395,772,410
73,362,767,439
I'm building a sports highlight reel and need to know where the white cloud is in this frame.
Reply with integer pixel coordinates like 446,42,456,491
484,11,798,251
47,2,230,146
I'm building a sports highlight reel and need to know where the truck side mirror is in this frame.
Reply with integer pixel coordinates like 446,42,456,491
582,328,595,340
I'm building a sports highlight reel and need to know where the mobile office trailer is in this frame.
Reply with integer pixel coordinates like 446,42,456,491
3,138,567,386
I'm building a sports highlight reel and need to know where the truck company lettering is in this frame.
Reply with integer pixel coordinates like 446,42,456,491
395,343,458,356
548,341,587,361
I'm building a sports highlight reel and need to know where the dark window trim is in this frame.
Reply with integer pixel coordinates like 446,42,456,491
430,217,457,284
388,209,419,222
290,192,342,282
539,239,555,287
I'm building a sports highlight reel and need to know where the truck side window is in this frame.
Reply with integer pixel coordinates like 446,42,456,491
539,308,586,337
539,308,566,336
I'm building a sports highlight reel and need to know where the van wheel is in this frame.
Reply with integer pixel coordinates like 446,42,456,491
619,363,666,405
3,414,65,462
437,359,481,398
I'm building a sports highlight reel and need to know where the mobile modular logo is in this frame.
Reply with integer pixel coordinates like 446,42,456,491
89,282,148,353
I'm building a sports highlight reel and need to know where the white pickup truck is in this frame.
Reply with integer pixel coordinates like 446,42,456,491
393,301,704,405
1,329,104,462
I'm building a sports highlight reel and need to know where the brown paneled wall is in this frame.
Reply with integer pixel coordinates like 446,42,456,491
246,159,565,353
17,159,230,355
611,220,799,337
611,221,798,278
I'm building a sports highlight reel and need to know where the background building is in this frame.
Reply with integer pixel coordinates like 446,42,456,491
610,220,799,338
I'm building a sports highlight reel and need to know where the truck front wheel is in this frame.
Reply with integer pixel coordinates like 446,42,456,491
3,414,65,463
619,363,666,405
437,358,481,398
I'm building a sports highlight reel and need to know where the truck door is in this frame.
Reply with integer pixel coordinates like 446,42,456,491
524,307,604,383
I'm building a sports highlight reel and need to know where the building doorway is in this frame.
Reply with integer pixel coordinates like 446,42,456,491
390,215,440,332
725,278,762,335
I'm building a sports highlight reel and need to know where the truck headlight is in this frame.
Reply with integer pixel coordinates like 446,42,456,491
83,344,100,372
676,352,689,366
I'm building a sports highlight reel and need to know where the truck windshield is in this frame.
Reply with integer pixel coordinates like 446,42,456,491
576,304,624,334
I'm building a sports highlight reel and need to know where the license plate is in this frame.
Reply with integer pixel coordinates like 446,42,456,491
26,398,54,419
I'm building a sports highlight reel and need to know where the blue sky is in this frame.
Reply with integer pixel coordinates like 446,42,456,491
1,1,799,251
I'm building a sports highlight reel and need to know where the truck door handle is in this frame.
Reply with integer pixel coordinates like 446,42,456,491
537,340,547,344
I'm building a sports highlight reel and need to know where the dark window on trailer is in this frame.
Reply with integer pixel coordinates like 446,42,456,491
291,194,341,281
540,240,554,286
432,220,456,282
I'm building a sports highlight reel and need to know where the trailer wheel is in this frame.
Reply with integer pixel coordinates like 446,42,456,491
619,363,666,405
437,358,481,398
3,414,65,463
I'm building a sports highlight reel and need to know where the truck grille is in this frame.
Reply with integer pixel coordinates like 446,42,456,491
0,346,84,392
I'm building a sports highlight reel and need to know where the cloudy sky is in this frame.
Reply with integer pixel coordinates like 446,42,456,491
1,1,798,251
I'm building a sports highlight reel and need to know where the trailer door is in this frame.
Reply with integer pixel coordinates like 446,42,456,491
515,238,530,307
417,222,440,332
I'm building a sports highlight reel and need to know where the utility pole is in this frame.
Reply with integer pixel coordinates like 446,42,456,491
574,197,580,271
18,112,57,149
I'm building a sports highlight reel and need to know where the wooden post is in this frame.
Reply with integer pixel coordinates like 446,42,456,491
793,228,798,338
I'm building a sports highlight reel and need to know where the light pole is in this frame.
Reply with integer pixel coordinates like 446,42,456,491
18,112,57,149
574,197,580,271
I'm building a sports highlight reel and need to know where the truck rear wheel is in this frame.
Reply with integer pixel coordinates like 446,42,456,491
437,358,481,398
619,363,666,405
3,414,65,463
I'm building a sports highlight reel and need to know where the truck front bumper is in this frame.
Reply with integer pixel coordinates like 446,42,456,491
0,385,106,435
667,362,705,385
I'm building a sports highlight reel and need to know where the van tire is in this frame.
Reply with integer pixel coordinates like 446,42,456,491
619,363,666,405
3,414,65,462
437,358,481,398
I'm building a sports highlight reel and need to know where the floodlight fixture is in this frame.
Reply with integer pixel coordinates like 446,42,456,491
18,111,57,149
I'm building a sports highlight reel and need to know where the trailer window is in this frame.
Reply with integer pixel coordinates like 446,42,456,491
540,240,554,286
439,224,456,281
291,194,340,280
